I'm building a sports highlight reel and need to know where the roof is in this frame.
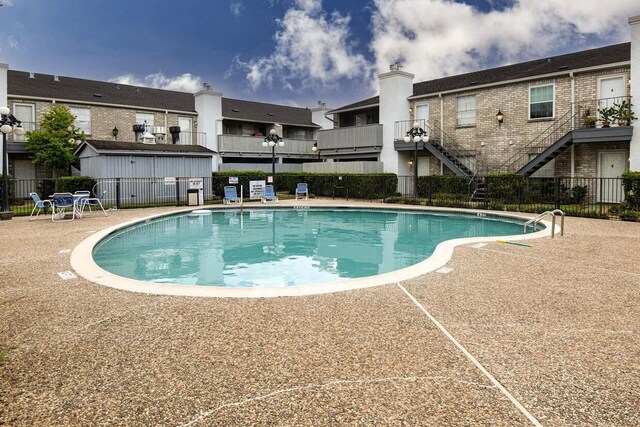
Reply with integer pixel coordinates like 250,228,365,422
328,96,379,114
412,42,631,97
222,98,320,127
8,71,197,113
330,42,631,112
75,140,214,156
8,70,321,127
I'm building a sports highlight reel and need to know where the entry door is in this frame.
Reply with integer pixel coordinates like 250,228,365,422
598,76,625,109
598,151,626,203
178,117,192,144
415,103,429,129
417,156,430,176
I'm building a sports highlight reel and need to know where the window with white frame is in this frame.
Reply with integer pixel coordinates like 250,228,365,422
135,113,155,131
529,84,554,119
70,107,91,134
456,95,476,126
12,103,35,141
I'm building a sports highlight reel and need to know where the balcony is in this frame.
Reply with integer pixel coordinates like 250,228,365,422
217,134,318,158
316,124,383,155
170,131,207,147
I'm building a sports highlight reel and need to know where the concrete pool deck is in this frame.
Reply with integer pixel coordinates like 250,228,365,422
1,200,639,425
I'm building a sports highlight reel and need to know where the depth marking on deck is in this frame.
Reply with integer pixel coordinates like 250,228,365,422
436,267,453,274
397,283,542,427
57,271,77,280
58,249,71,254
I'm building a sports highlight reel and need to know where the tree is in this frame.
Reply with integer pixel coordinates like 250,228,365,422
25,105,85,175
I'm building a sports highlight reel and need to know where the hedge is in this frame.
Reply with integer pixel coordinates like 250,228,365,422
212,171,398,200
55,176,97,193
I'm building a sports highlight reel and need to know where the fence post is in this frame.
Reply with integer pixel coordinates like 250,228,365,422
484,176,489,210
554,177,560,210
115,178,121,209
176,178,180,206
427,175,432,206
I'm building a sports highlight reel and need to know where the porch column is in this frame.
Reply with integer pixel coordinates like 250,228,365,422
0,63,7,176
629,15,640,171
194,87,223,172
379,69,414,175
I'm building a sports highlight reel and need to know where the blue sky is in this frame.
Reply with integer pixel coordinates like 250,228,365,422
0,0,638,109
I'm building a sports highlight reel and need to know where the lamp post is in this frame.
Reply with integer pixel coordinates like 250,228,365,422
262,128,283,181
404,121,429,198
1,106,25,220
312,142,320,160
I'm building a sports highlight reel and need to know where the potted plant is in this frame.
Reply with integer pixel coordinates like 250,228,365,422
597,105,617,128
581,108,597,128
614,100,636,126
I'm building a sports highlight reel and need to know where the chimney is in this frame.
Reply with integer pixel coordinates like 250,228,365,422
53,75,59,82
29,72,35,79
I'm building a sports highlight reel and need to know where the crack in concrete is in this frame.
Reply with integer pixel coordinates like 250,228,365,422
178,375,496,426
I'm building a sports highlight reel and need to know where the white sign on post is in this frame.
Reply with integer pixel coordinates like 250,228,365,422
249,180,266,200
188,178,204,190
164,177,176,186
229,176,239,184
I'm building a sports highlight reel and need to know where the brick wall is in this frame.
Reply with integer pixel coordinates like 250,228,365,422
411,65,631,176
8,98,198,143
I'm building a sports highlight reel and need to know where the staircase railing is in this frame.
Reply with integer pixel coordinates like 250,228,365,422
495,107,577,174
428,121,479,175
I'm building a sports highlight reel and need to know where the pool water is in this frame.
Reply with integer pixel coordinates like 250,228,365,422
92,209,528,287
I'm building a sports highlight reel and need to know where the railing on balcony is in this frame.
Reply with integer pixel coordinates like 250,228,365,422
217,134,317,156
171,131,207,147
8,121,37,142
316,124,383,153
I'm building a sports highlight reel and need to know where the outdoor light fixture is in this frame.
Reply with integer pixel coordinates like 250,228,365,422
312,142,320,159
112,127,119,138
1,106,25,220
496,110,504,126
262,128,283,180
403,121,429,198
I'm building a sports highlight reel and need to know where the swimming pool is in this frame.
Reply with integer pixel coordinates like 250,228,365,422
90,208,540,291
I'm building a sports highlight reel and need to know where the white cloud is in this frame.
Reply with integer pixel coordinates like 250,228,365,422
370,0,640,83
109,72,204,93
0,1,14,6
234,0,373,92
230,0,243,17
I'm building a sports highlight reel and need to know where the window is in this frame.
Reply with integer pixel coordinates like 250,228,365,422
70,107,91,134
355,113,367,126
529,84,554,119
12,103,35,141
456,96,476,126
135,113,155,131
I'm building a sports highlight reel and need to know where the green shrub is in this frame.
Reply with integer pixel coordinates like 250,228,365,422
486,174,526,203
619,210,640,221
621,171,640,210
570,185,588,204
55,176,97,193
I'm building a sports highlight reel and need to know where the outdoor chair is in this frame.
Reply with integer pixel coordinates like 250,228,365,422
295,183,308,200
51,193,76,222
261,185,278,203
29,192,52,221
223,186,241,205
81,190,108,216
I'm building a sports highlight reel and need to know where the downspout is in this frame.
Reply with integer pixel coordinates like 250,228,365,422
570,72,575,187
439,93,444,175
164,110,168,140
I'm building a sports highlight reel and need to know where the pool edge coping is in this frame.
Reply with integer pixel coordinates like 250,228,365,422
70,204,557,298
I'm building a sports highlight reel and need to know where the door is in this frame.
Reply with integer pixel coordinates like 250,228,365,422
417,156,430,176
598,151,626,203
415,103,429,129
598,76,625,109
178,117,192,145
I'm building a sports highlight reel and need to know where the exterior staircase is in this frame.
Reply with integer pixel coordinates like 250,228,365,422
426,122,477,177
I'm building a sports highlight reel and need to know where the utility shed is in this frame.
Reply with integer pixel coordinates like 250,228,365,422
74,140,214,178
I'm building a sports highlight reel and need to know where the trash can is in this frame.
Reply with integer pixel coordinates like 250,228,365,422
187,189,200,206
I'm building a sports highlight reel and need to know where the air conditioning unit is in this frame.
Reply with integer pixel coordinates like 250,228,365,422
153,126,166,135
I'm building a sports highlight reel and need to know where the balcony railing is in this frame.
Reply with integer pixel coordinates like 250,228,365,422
8,121,37,142
170,131,207,147
217,134,317,156
316,124,383,153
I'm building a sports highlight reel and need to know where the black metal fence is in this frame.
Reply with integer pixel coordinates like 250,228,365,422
2,174,639,221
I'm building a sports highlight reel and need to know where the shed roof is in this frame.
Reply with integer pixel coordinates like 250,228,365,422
222,98,320,127
75,140,214,157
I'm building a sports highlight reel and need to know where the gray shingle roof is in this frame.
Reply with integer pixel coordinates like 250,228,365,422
222,98,319,127
8,71,197,113
413,42,630,97
77,140,214,156
8,71,319,128
330,42,631,112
